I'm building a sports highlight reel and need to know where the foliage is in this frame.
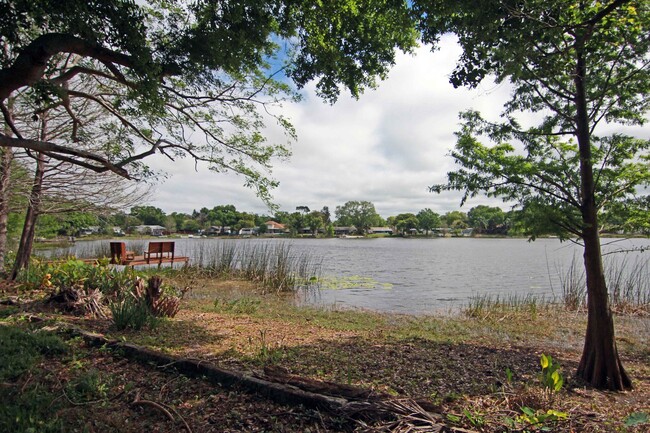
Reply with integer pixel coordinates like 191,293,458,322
109,275,187,329
0,387,64,433
335,200,384,234
467,205,506,234
417,208,440,234
0,0,417,209
510,406,568,432
434,116,650,240
129,206,166,226
539,354,564,392
109,294,156,331
394,213,419,235
64,368,111,403
213,297,262,315
17,258,137,298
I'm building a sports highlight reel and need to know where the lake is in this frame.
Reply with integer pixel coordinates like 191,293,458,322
58,236,650,315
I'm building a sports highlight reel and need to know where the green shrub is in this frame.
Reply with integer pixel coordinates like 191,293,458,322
109,296,156,331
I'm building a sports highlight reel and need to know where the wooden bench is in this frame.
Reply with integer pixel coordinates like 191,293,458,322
110,241,189,267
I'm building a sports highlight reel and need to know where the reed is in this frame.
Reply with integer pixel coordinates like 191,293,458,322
463,292,550,318
170,241,321,293
558,254,649,313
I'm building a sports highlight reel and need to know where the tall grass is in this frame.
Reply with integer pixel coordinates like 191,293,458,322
45,239,146,260
559,254,649,312
185,241,321,293
464,293,550,319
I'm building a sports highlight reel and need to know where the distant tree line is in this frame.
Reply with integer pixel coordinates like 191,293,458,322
27,198,649,239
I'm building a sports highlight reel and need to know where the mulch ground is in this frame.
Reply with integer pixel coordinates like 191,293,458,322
1,281,649,432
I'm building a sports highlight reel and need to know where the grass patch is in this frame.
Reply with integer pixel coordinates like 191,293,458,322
0,325,68,433
0,325,67,381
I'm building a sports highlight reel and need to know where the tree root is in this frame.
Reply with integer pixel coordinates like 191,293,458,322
132,390,193,433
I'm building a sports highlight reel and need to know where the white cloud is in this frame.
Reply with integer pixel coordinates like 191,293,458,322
150,36,637,218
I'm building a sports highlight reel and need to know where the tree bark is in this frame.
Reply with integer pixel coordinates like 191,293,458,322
10,114,49,280
573,39,631,390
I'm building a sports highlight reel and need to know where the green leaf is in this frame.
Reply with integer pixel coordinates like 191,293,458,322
521,406,536,417
540,353,550,369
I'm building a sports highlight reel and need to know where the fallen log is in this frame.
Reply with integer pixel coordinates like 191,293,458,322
54,324,460,431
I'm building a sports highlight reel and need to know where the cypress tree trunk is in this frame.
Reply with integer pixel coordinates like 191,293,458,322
573,41,631,390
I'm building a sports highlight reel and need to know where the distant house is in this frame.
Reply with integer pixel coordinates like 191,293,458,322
334,226,356,236
369,227,393,235
79,226,101,236
239,227,258,236
264,220,286,235
206,226,232,236
133,225,166,236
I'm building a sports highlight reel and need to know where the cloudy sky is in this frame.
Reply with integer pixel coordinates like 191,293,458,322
143,35,645,219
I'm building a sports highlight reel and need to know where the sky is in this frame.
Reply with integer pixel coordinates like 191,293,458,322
143,35,647,220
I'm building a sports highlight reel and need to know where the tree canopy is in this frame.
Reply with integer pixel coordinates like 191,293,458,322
335,200,383,234
0,0,417,200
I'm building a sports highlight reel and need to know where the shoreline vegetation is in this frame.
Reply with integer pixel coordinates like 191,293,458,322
2,243,649,432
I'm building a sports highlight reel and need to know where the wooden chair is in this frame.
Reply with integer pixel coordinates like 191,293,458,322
109,242,135,265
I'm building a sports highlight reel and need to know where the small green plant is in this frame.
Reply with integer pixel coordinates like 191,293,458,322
463,409,485,428
65,368,111,403
539,353,564,392
250,329,284,365
506,406,568,431
505,366,514,384
213,297,261,314
109,295,156,331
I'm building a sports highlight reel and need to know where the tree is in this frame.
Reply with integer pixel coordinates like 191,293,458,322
8,86,148,278
417,208,441,235
287,212,305,236
335,200,382,234
130,206,166,226
442,211,468,230
305,211,324,236
1,1,416,178
1,0,417,273
394,213,419,236
467,205,506,234
418,0,649,390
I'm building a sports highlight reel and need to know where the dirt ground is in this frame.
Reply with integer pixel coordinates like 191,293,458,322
1,280,649,432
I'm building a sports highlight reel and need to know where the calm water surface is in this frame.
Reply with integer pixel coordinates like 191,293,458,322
63,237,649,314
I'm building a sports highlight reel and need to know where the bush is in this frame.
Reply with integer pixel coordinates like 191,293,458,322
109,295,156,331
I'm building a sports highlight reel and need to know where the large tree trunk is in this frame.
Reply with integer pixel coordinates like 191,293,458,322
573,41,631,390
10,152,45,280
10,114,48,280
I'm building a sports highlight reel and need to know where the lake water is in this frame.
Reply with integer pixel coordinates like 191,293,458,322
59,236,650,315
